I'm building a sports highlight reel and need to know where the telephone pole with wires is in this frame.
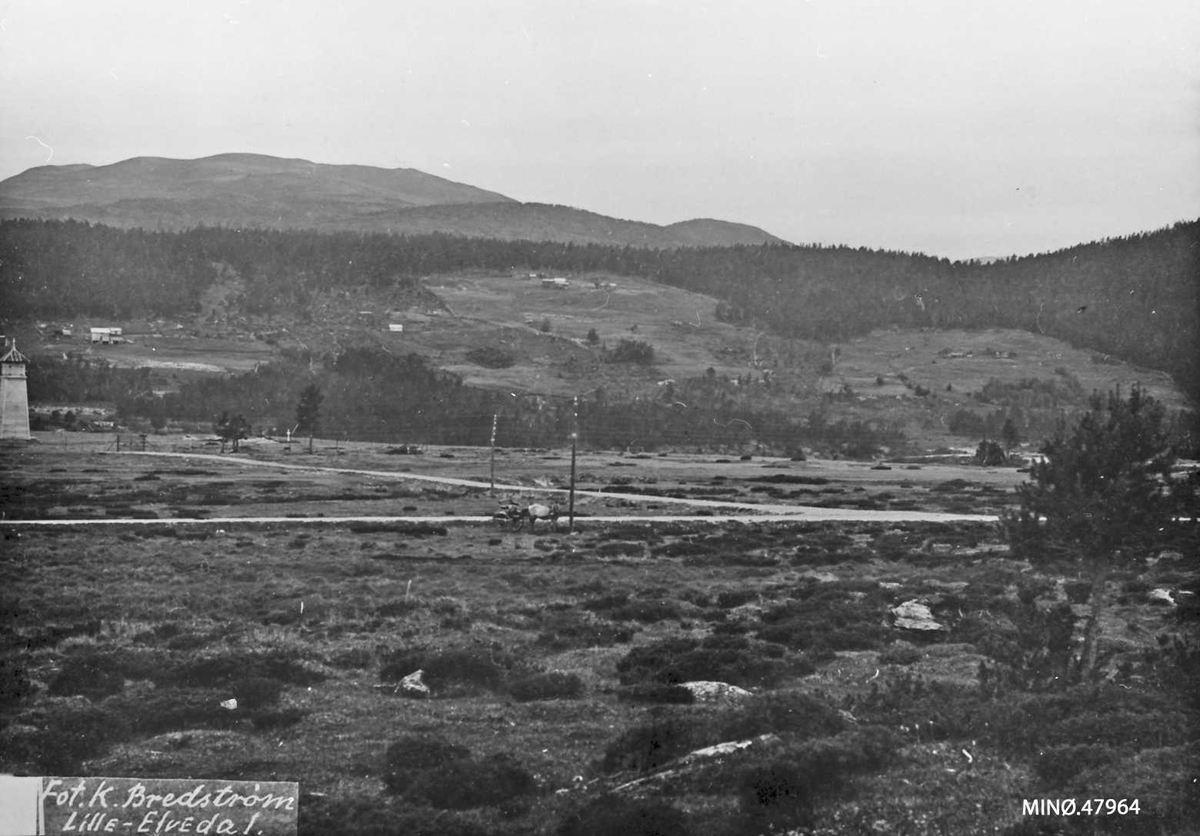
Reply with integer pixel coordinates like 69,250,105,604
568,396,578,532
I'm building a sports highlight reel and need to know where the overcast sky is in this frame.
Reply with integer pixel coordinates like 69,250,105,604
1,0,1197,259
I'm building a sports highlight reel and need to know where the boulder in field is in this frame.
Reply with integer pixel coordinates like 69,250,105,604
400,669,431,698
678,681,754,704
612,733,782,795
890,600,947,632
726,603,765,625
1147,588,1176,607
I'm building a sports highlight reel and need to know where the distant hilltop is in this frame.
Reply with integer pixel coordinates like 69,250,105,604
0,153,787,248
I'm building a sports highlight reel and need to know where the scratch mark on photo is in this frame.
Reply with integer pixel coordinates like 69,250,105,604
26,136,53,162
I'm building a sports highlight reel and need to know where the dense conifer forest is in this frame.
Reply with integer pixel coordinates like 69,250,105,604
24,348,901,455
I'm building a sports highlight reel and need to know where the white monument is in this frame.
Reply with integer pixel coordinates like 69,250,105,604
0,340,31,440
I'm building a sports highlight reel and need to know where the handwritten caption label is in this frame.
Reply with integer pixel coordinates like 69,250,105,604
38,777,298,836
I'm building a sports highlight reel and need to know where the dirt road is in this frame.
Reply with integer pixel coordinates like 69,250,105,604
5,450,999,526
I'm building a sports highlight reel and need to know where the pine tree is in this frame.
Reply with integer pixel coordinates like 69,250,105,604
974,439,1006,466
1000,417,1021,450
296,383,323,435
214,412,251,452
1001,386,1184,677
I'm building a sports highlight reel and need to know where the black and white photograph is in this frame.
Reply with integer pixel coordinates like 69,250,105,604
0,1,1197,834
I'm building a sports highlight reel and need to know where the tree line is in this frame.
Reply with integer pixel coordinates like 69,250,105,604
24,347,900,456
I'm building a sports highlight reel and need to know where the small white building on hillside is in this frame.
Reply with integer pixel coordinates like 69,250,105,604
89,327,124,344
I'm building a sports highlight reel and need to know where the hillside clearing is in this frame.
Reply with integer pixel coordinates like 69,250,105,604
8,268,1193,455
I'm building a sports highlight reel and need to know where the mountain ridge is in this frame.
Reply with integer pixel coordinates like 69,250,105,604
0,153,786,248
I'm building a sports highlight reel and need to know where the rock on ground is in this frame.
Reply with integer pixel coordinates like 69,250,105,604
400,669,431,698
891,600,947,632
1147,588,1176,606
679,681,754,704
612,733,782,795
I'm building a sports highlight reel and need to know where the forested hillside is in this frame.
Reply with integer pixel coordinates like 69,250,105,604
2,219,1196,397
647,224,1199,398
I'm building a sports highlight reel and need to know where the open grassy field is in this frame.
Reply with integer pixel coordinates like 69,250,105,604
822,328,1190,449
5,433,1025,522
829,328,1187,409
423,271,785,394
2,440,1197,835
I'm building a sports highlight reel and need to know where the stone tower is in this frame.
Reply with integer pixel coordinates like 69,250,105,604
0,339,31,440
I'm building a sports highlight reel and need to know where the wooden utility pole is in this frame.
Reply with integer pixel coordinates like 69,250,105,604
489,413,498,495
568,396,578,532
